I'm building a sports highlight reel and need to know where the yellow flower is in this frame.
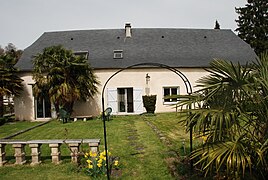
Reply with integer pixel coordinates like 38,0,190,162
101,150,111,156
98,159,103,164
97,163,102,167
99,153,106,160
202,135,208,143
89,151,97,157
99,154,104,159
114,160,119,166
84,152,89,158
88,164,93,169
86,159,92,164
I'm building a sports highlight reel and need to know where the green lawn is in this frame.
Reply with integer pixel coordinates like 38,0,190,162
0,113,198,179
0,121,42,139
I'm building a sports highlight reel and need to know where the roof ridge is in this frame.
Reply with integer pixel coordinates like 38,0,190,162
43,28,232,34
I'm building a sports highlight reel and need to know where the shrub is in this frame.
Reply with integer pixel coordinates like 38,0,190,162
142,95,157,113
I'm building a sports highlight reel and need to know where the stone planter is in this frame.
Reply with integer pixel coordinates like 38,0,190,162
142,95,157,113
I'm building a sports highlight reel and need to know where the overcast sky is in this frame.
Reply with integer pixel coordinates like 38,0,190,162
1,0,247,49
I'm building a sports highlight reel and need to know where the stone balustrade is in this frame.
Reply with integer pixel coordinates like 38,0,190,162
0,139,100,166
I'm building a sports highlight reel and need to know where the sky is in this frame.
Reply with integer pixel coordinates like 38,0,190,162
0,0,247,50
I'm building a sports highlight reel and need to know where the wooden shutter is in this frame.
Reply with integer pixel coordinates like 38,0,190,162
133,88,144,113
107,88,117,114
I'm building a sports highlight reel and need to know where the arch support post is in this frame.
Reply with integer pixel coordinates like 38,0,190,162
102,96,110,179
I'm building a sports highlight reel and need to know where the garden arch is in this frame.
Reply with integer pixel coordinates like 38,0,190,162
100,62,193,179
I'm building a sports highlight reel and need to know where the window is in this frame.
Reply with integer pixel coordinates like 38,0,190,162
163,87,180,104
113,50,123,59
74,51,88,59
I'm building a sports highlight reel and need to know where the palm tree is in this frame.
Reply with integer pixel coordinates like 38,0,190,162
177,53,268,179
32,45,99,119
0,51,23,117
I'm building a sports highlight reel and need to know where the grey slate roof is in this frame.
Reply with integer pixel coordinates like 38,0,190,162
16,28,256,71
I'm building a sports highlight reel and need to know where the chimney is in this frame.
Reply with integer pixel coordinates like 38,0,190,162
125,23,131,38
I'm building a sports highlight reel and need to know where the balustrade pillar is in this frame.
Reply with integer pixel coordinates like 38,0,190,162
68,143,81,163
29,143,42,165
0,144,7,166
89,142,99,152
49,143,62,164
83,139,100,152
13,143,26,165
65,140,82,163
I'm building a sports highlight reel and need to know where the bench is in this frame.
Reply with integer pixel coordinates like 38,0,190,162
0,139,100,166
72,115,93,122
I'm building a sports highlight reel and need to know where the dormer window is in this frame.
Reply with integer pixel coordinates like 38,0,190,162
113,50,123,59
74,51,89,59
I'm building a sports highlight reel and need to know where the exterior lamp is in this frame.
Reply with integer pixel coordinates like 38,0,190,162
146,73,150,84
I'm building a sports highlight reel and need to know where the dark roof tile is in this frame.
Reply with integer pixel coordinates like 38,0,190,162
16,28,256,71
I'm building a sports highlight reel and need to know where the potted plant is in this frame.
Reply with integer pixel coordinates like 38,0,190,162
142,95,157,114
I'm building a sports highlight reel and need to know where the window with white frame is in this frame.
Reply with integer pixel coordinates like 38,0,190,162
163,86,180,104
113,50,123,59
74,51,89,59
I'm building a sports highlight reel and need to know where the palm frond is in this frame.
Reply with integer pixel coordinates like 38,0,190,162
192,139,253,178
177,55,268,178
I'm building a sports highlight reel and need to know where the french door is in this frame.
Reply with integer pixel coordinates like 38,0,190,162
35,95,51,119
107,88,143,114
117,88,134,113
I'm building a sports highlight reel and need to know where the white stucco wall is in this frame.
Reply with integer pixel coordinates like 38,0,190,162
93,68,209,114
14,72,35,121
14,68,209,121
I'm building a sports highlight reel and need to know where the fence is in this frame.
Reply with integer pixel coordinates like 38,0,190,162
0,139,100,166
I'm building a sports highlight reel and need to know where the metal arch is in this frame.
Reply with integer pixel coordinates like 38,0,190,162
101,62,192,97
101,62,193,179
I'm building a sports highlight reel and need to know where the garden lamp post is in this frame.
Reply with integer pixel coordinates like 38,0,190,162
145,73,150,95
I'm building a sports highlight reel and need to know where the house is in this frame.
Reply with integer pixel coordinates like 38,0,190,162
14,23,256,121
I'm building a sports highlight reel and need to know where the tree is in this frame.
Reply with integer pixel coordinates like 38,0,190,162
0,44,23,117
177,53,268,179
5,43,23,63
214,20,220,29
235,0,268,55
32,45,99,119
0,46,4,55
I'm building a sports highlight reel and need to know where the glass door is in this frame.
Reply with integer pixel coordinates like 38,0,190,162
35,94,51,119
117,88,134,113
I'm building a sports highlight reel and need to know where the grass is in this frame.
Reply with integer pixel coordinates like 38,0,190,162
143,113,202,155
0,113,201,179
0,121,42,139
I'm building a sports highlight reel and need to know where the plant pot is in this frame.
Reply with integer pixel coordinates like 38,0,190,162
142,95,157,114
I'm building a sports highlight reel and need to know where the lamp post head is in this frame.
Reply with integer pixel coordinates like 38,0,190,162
146,73,150,84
